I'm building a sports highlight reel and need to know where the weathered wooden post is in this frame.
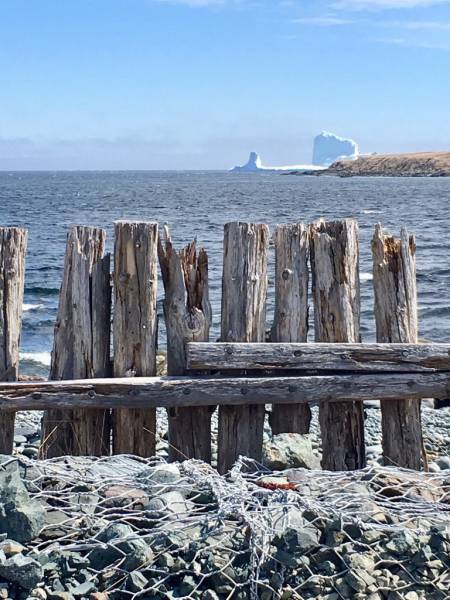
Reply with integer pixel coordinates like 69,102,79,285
158,226,212,462
372,224,422,469
42,226,111,457
0,227,27,453
112,221,158,456
310,219,365,471
270,224,311,434
218,222,269,474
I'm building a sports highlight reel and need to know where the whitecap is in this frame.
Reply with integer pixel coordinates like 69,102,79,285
20,351,51,367
360,272,373,282
23,303,44,312
362,210,380,214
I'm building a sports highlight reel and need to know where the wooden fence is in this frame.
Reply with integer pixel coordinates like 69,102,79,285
0,219,445,473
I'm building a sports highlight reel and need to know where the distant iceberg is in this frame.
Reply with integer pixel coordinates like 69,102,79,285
230,152,324,173
312,131,359,167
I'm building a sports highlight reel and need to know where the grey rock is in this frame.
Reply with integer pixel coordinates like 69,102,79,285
68,582,96,597
263,433,320,470
436,456,450,470
127,572,148,592
146,491,190,515
202,592,220,600
14,435,27,444
0,554,43,589
273,525,320,553
137,464,181,485
0,460,46,542
88,522,153,571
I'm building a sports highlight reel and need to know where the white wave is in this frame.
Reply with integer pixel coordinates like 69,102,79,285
20,351,51,367
23,303,44,312
362,209,380,214
360,272,373,282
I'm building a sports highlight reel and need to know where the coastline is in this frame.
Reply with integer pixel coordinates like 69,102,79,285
286,151,450,178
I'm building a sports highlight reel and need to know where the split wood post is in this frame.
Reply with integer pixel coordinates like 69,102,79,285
0,227,27,453
270,224,311,434
372,224,422,470
112,221,158,456
41,226,111,457
310,219,365,471
218,222,269,474
158,226,212,462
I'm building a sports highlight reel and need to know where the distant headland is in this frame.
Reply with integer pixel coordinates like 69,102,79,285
289,151,450,178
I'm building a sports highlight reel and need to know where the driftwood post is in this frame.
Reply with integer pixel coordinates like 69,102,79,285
218,222,269,474
372,224,422,470
42,226,111,457
0,227,27,453
310,219,365,471
112,221,158,457
158,226,212,462
270,224,311,434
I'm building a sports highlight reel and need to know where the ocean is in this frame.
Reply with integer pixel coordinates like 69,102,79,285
1,170,450,377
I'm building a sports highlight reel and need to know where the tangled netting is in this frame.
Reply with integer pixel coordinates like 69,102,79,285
6,455,450,600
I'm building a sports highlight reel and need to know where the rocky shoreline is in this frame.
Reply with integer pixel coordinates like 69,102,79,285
0,404,448,599
286,151,450,178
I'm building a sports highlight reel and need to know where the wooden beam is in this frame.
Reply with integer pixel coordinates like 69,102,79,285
0,372,449,411
310,219,365,471
270,223,311,434
0,227,27,453
373,224,422,470
187,342,450,373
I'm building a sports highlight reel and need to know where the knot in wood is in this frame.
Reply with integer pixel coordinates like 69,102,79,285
88,390,95,398
288,385,297,393
225,346,233,355
293,350,302,357
282,269,292,281
32,392,42,400
119,272,130,285
240,387,249,395
135,242,141,249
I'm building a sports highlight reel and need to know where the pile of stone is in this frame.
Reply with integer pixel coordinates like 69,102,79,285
1,452,449,600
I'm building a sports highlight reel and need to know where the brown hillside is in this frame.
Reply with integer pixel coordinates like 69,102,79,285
327,151,450,177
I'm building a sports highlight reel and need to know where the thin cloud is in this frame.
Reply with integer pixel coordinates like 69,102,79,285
390,19,450,29
376,36,450,49
334,0,450,9
292,15,354,25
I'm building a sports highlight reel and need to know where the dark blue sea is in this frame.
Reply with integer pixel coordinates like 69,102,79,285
1,171,449,376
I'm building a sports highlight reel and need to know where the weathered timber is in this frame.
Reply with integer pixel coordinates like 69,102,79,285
0,227,27,453
270,224,311,434
112,221,158,456
158,226,212,462
187,342,450,372
310,219,365,471
0,372,450,410
218,222,269,473
42,226,111,458
372,224,422,469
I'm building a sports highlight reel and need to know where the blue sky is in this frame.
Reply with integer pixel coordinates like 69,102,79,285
0,0,449,169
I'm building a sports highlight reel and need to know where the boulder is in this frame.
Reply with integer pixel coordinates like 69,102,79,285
263,434,320,471
0,553,43,589
0,459,46,542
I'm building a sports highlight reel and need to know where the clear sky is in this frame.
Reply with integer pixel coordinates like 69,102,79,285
1,0,449,169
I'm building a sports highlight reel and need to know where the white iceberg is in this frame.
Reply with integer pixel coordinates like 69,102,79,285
230,152,324,173
312,131,359,167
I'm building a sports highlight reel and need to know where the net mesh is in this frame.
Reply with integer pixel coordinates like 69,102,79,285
4,454,450,599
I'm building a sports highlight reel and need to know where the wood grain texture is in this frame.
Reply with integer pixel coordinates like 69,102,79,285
218,222,269,474
112,221,158,456
158,226,212,462
372,224,422,469
270,224,311,434
41,226,111,458
0,371,450,411
0,227,27,453
310,219,365,471
187,342,450,372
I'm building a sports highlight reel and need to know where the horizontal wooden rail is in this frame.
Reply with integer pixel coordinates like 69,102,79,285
0,372,449,411
186,342,450,372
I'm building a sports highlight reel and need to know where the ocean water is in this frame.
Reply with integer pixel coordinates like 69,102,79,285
1,170,450,377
